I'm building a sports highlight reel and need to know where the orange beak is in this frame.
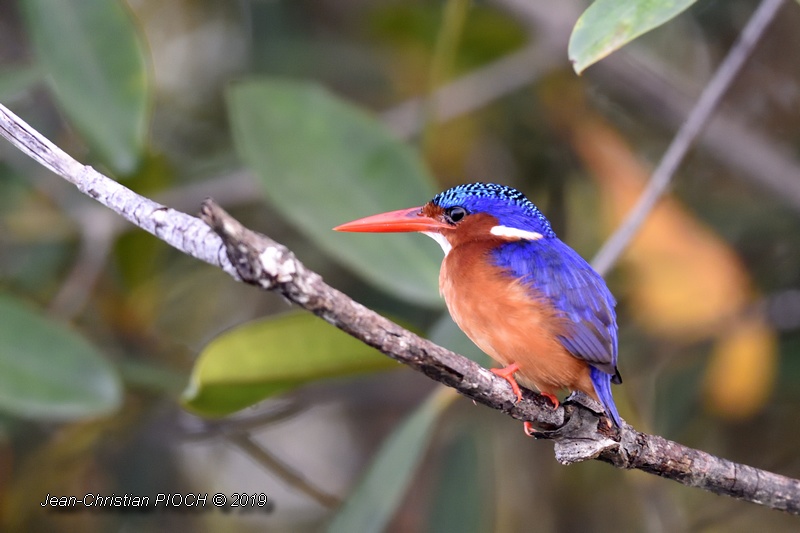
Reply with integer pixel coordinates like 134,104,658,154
334,206,449,233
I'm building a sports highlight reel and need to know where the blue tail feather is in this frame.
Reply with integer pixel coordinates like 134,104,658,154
589,366,622,427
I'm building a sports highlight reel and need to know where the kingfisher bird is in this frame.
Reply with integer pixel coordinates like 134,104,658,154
335,182,622,433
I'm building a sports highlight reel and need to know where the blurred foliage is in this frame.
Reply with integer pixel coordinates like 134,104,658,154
227,79,442,305
0,295,121,419
328,387,458,533
1,0,800,532
21,0,150,175
184,312,399,417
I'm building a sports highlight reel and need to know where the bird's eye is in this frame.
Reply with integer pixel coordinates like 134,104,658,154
445,206,467,224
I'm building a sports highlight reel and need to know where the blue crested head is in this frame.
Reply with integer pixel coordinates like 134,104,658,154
430,182,557,238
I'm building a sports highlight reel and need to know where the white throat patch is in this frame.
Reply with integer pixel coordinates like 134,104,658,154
489,225,544,241
422,232,452,256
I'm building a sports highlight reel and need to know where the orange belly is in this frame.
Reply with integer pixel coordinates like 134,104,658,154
440,243,595,399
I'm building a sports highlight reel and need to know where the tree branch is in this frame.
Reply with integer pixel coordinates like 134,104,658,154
2,100,800,514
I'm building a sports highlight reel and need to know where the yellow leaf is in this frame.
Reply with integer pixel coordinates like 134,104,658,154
704,318,777,419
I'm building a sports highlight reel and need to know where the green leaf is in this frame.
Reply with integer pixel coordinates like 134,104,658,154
227,79,443,307
183,312,399,417
327,387,458,533
427,427,491,533
21,0,151,175
0,295,121,420
569,0,698,74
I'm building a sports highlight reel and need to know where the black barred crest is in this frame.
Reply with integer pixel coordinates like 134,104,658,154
431,182,556,238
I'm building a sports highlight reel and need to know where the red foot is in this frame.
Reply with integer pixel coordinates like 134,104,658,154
540,392,560,409
491,363,522,401
523,393,560,437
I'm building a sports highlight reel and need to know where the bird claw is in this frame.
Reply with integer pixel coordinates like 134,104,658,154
540,391,560,409
489,366,565,436
523,421,537,437
520,392,561,437
490,363,522,402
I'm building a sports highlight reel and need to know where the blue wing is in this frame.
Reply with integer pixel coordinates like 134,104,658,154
492,238,620,381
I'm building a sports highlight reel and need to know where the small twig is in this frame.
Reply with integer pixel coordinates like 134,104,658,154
180,401,304,440
180,403,341,507
228,432,342,509
593,44,800,214
591,0,784,275
48,207,116,318
381,44,559,139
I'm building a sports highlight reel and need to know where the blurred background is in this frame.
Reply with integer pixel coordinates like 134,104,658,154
1,0,800,531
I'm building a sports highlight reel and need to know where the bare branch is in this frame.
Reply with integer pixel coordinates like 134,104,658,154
47,171,261,319
381,44,559,139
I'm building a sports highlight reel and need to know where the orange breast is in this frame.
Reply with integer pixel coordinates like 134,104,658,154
440,240,595,399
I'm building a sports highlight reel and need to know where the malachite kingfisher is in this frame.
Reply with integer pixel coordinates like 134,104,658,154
334,182,622,433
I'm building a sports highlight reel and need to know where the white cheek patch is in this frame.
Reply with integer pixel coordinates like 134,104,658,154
422,231,452,256
489,225,544,241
